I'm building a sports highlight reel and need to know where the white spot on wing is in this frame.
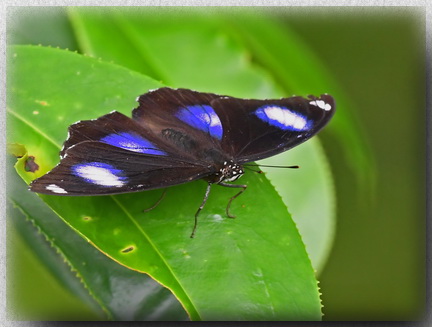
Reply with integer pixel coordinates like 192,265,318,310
46,184,68,194
209,111,220,127
264,106,308,130
74,165,125,187
309,100,332,111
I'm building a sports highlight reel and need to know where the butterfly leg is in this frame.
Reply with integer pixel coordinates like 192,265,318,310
143,189,167,213
191,183,212,238
218,182,247,218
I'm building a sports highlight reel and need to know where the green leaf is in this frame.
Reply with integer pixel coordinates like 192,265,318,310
68,7,335,272
260,139,335,273
7,142,27,157
67,8,159,78
8,45,322,320
68,7,280,98
7,155,188,321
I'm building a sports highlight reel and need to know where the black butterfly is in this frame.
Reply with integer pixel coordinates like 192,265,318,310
30,88,335,237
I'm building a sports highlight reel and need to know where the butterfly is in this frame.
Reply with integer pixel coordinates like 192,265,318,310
29,87,335,237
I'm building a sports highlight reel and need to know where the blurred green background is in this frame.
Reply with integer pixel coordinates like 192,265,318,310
285,8,425,320
6,6,425,321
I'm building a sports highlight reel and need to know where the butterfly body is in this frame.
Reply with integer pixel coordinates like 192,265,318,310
29,88,334,236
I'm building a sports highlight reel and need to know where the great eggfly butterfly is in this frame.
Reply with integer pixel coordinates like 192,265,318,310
30,87,335,237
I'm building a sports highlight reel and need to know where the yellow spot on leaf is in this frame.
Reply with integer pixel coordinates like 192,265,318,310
35,100,49,106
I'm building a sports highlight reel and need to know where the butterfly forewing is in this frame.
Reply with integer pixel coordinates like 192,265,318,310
30,141,211,195
210,94,335,162
133,88,228,163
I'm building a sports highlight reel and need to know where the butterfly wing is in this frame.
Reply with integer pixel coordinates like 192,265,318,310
61,111,176,159
32,110,214,195
31,88,335,195
30,141,211,195
133,88,229,164
209,94,335,163
134,88,335,164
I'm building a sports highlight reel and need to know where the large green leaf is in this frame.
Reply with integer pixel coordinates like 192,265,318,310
260,139,335,272
8,45,322,320
67,6,335,272
7,155,188,321
68,7,280,97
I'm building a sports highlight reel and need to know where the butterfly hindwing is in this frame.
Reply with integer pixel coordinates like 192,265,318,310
61,111,170,158
30,141,211,195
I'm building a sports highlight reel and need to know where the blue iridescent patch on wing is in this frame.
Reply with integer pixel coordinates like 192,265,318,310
176,105,223,140
254,105,312,131
101,132,167,155
72,162,127,187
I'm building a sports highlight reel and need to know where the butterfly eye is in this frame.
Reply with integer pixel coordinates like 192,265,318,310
72,162,127,187
175,105,223,140
254,105,312,132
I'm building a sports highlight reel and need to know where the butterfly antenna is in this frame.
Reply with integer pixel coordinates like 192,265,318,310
243,164,300,169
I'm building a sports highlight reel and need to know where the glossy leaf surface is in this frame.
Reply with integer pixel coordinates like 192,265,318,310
8,45,322,320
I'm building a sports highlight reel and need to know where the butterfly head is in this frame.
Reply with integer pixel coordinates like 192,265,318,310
217,160,244,183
